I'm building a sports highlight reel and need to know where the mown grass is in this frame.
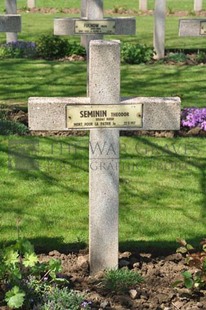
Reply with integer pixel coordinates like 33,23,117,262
0,1,205,253
1,135,206,253
0,60,205,108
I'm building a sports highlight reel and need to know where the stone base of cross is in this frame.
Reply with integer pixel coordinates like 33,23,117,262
28,40,180,274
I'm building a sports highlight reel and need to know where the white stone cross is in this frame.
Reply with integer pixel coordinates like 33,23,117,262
179,18,206,37
153,0,166,59
139,0,148,11
27,0,36,9
194,0,203,12
5,0,18,43
28,40,181,274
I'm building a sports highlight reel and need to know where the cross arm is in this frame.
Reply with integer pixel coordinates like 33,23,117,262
28,97,180,131
54,17,136,36
0,15,21,32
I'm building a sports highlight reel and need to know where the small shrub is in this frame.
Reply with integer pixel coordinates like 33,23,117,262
0,41,36,59
166,52,188,63
38,287,92,310
103,268,143,293
121,43,154,64
196,51,206,63
36,35,69,60
174,239,206,290
68,41,86,57
181,108,206,131
112,5,128,14
0,120,28,135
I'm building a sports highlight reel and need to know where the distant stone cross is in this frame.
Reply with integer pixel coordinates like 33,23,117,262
194,0,203,12
54,0,135,93
139,0,148,11
153,0,166,59
0,1,21,43
5,0,18,43
28,39,180,274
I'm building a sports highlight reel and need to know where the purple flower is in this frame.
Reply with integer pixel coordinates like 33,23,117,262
181,108,206,131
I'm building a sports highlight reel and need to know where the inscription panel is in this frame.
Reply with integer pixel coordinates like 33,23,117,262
66,104,142,129
75,20,115,34
200,21,206,35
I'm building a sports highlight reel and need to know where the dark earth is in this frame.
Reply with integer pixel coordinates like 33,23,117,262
38,249,206,310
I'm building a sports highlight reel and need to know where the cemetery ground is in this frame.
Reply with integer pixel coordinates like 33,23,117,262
0,3,206,310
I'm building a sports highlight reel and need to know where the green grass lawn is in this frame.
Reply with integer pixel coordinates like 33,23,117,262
1,135,206,253
0,60,205,108
0,2,206,254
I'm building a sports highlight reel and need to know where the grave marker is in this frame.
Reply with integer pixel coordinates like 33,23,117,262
54,0,135,94
28,40,181,274
153,0,166,59
139,0,148,11
5,0,17,43
194,0,203,12
179,18,206,36
27,0,36,9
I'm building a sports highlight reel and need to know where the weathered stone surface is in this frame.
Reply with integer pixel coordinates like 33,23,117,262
0,15,21,33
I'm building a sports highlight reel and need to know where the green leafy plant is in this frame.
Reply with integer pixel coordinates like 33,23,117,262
0,41,36,59
174,239,206,290
0,238,67,309
196,51,206,63
103,268,143,293
0,119,28,135
36,34,69,60
121,43,154,64
38,286,92,310
165,52,188,63
112,5,128,14
68,41,86,57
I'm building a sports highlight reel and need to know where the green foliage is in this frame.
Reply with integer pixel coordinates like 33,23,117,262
0,41,36,59
68,41,86,57
0,119,28,135
165,52,188,63
174,239,206,290
36,35,69,60
103,268,144,293
38,287,91,310
196,51,206,63
0,238,67,309
5,286,25,309
121,43,154,64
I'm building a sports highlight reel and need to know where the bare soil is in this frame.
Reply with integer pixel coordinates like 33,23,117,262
37,249,206,310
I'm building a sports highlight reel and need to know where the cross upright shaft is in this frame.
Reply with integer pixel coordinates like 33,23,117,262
89,40,120,274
